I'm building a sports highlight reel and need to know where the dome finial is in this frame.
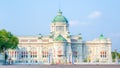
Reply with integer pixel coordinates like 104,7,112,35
57,9,62,15
59,9,61,12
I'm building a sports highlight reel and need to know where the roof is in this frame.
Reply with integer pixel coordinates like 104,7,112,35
52,9,68,23
54,34,66,41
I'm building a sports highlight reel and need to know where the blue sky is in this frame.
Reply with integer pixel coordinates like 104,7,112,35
0,0,120,51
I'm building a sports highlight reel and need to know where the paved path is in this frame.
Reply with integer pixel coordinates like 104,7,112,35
0,64,120,68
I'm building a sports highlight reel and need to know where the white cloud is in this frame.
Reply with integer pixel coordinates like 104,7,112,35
69,20,91,27
69,20,79,26
88,11,102,19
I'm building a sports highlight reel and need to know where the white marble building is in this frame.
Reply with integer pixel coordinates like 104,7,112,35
7,10,112,64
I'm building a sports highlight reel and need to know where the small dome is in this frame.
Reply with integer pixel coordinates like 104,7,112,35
99,34,105,39
52,10,68,23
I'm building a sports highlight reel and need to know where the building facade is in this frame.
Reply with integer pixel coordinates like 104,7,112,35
7,10,112,64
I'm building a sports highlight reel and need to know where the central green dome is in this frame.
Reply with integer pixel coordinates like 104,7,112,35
52,10,68,23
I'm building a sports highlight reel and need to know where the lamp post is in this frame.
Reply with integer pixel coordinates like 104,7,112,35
69,53,72,64
29,46,31,64
29,51,31,64
48,52,50,64
48,49,52,64
65,54,67,64
87,49,90,63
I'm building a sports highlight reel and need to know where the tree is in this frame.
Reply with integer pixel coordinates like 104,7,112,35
0,29,19,64
118,53,120,59
111,52,120,62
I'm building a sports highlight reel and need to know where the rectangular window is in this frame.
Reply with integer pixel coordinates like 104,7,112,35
26,55,28,58
56,26,64,32
101,55,102,58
